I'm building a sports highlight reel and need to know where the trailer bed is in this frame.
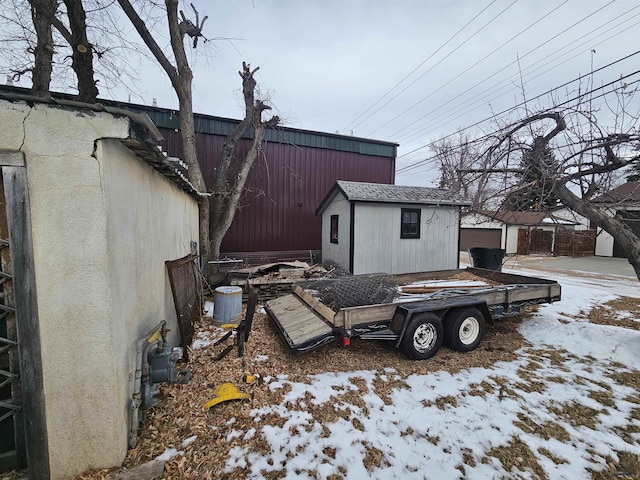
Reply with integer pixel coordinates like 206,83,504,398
265,267,561,355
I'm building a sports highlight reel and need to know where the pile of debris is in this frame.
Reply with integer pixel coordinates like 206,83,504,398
228,261,329,301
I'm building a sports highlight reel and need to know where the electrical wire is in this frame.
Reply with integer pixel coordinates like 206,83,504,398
341,0,498,132
395,73,640,175
366,0,570,137
391,2,633,144
345,0,519,132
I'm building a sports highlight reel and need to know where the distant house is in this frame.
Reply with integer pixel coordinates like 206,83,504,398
0,94,199,478
460,210,591,255
592,182,640,258
316,181,471,274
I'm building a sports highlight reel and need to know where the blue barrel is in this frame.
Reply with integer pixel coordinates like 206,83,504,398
213,286,243,323
468,248,505,271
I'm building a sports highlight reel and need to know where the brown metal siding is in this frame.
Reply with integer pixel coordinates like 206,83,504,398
159,128,395,253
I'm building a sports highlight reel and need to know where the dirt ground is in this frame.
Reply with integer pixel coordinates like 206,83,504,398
71,302,531,479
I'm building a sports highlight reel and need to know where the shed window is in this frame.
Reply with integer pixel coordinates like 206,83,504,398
330,215,339,243
401,208,421,239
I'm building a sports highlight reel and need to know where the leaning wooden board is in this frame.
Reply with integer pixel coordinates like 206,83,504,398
265,294,337,353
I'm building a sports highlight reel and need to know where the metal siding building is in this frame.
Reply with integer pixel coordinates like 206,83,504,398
155,115,397,258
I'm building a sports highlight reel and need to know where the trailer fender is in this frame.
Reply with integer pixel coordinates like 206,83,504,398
390,296,489,349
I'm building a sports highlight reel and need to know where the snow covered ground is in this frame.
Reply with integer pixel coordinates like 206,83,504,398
218,266,640,479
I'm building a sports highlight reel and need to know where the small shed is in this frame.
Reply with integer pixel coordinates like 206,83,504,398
315,181,470,274
592,182,640,258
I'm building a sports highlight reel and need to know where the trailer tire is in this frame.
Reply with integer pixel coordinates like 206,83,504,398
400,313,443,360
444,307,485,352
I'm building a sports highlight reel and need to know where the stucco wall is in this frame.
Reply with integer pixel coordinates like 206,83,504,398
352,203,460,274
320,192,351,270
0,100,198,478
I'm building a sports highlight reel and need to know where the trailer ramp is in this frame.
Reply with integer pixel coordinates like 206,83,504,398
265,294,337,354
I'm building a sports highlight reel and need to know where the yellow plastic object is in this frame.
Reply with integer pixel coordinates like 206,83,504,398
220,323,237,331
243,374,257,384
203,383,251,410
147,330,163,343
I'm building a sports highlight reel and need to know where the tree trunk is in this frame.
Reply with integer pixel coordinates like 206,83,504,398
209,121,266,264
165,0,210,263
118,0,210,263
28,0,56,97
63,0,98,102
207,63,279,273
552,182,640,279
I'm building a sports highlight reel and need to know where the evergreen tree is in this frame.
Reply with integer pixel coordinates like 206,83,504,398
502,138,561,211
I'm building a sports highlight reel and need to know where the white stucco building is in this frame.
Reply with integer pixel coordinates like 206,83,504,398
0,96,200,478
316,181,470,274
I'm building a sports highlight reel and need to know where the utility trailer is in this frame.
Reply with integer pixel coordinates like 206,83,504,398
264,267,561,360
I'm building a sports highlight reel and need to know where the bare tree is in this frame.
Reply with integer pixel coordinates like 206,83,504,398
209,62,280,267
117,0,210,258
27,0,56,96
432,132,504,209
482,108,640,279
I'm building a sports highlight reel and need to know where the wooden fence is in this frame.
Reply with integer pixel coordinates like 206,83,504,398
554,228,596,257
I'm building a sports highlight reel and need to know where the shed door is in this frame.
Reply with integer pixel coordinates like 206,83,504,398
460,228,502,251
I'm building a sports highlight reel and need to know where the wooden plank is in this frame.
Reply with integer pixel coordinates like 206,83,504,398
268,295,333,345
3,165,50,479
292,285,337,324
115,459,165,479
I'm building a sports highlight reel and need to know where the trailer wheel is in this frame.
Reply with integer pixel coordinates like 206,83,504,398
400,313,443,360
444,307,485,352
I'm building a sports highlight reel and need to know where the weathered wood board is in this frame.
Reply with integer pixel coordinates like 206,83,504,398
267,294,334,347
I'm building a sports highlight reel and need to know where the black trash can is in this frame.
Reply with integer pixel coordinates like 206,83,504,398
468,247,506,271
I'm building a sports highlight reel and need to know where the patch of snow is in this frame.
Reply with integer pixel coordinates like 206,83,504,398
181,435,197,447
155,447,183,462
254,355,269,362
204,301,214,318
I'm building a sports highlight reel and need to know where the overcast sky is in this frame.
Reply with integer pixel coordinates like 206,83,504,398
19,0,640,186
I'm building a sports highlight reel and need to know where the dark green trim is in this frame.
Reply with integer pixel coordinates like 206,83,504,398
0,85,398,159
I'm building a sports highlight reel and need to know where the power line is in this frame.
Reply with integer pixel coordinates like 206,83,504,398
395,72,640,175
397,30,640,148
391,1,628,144
340,0,498,132
366,0,570,137
395,49,640,164
345,0,519,133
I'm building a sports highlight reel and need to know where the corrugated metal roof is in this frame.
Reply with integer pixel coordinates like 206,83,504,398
316,181,471,215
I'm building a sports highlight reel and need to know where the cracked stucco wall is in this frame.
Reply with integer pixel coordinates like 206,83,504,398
0,99,198,478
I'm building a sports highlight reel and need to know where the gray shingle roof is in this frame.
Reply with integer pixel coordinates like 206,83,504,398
316,181,471,215
337,181,470,205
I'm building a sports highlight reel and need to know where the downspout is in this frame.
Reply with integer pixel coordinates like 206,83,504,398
129,320,166,448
